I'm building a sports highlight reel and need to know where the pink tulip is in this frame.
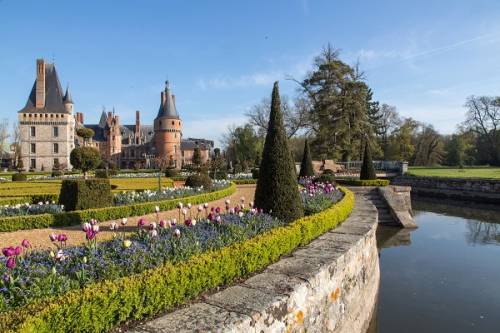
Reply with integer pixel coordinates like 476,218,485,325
138,218,146,227
2,247,15,257
14,246,22,256
21,239,31,248
49,233,58,242
57,234,67,242
82,223,92,232
159,220,167,228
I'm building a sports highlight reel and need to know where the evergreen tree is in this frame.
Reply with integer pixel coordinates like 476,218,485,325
192,147,202,167
255,82,304,222
299,139,314,178
360,142,377,180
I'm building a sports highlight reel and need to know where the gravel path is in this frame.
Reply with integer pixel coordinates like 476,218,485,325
0,185,256,250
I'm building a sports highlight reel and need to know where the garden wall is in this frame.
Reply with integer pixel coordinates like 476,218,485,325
128,195,379,333
393,175,500,204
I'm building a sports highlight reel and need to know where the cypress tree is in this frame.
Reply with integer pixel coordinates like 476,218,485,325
299,139,314,178
360,141,377,180
254,82,304,222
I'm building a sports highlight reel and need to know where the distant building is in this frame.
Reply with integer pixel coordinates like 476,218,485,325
18,59,213,171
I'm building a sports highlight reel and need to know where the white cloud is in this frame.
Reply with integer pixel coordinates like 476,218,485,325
197,71,283,90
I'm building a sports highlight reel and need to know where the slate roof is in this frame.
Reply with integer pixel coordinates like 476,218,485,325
18,63,68,114
63,85,73,104
156,81,179,119
181,138,214,150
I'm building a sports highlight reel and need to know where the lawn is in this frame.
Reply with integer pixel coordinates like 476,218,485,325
0,177,174,198
407,167,500,179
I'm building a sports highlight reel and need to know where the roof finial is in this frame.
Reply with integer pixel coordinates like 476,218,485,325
165,80,170,91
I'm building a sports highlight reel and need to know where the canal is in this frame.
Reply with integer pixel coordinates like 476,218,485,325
372,198,500,333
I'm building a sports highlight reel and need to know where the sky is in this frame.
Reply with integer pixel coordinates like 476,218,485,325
2,0,500,147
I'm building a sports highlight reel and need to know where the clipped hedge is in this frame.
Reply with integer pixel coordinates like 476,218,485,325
59,179,113,211
232,179,257,185
0,188,354,333
11,174,27,182
0,197,30,206
0,183,237,232
337,178,390,187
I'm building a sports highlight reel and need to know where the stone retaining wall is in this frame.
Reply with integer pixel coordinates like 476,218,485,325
128,195,380,333
393,175,500,204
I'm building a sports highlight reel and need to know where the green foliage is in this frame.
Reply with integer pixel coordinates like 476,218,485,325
209,170,227,180
185,173,212,190
360,142,377,180
51,170,63,177
94,169,109,179
192,147,202,167
251,168,259,179
232,179,257,185
76,127,95,140
164,168,178,178
255,82,304,222
58,179,113,211
0,184,236,232
336,178,390,186
313,174,336,184
225,124,263,169
322,169,335,175
299,139,314,178
70,147,101,175
11,173,27,182
0,188,353,333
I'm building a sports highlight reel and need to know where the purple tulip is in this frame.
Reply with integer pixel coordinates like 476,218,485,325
82,222,92,232
215,207,221,214
49,233,58,242
21,239,31,248
2,247,15,257
138,218,146,227
159,220,167,228
14,246,22,256
57,234,68,242
86,230,95,240
6,257,16,270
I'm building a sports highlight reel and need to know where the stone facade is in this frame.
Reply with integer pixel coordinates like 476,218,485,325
18,59,75,171
393,175,500,204
127,194,380,333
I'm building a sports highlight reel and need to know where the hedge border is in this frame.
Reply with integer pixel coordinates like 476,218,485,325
0,188,354,333
231,179,257,185
0,183,236,232
336,178,390,187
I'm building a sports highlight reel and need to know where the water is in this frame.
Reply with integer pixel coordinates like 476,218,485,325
373,198,500,333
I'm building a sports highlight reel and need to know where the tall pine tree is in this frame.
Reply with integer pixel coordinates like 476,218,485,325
299,139,314,178
255,82,304,222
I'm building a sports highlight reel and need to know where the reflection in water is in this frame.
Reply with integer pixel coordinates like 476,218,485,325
373,198,500,333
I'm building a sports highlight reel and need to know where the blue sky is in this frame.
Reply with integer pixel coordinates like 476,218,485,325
2,0,500,146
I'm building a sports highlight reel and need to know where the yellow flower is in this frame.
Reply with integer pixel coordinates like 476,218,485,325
123,239,132,248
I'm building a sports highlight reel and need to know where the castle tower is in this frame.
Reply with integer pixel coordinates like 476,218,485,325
153,81,182,168
17,59,75,171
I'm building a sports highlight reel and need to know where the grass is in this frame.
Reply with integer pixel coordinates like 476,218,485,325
0,177,174,198
407,167,500,179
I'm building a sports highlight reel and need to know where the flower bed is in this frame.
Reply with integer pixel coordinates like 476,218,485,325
227,173,253,179
0,183,236,232
0,187,354,333
336,178,390,186
114,180,230,205
300,179,343,215
0,202,64,218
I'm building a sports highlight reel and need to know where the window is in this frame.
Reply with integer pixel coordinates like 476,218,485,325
53,158,58,166
30,159,36,169
53,143,59,154
30,143,36,154
53,127,59,137
30,127,36,137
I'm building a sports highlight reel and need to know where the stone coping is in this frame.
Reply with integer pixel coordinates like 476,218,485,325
127,194,379,333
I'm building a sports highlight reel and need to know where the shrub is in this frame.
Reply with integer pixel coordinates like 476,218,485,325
299,139,314,178
58,179,113,211
185,173,212,190
94,169,109,179
251,168,259,179
0,188,353,333
313,173,336,185
11,173,27,182
51,170,63,177
255,82,304,222
323,169,335,175
209,170,227,180
70,147,101,178
164,168,178,178
232,179,257,185
360,142,377,180
336,178,390,186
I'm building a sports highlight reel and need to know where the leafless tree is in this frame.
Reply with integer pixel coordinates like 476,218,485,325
463,95,500,163
245,96,311,138
11,120,20,166
0,119,9,158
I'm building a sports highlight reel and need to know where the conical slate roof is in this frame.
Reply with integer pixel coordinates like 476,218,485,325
63,84,73,104
156,80,179,119
19,63,67,114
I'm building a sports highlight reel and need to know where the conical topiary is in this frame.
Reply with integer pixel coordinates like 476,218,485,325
360,141,377,180
254,82,304,222
299,139,314,178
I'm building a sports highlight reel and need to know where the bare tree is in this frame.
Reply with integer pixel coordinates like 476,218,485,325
0,119,9,158
463,95,500,164
245,96,310,138
11,120,20,166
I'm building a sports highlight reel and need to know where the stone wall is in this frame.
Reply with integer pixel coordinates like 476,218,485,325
128,195,380,333
393,175,500,204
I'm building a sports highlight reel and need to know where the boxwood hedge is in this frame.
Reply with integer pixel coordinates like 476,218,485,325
336,178,390,187
0,183,236,232
0,188,354,333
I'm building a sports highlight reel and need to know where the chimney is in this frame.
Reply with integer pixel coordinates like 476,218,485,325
136,110,140,126
35,59,46,108
80,112,84,124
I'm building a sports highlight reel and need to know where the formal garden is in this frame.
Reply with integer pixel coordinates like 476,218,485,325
0,81,394,332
